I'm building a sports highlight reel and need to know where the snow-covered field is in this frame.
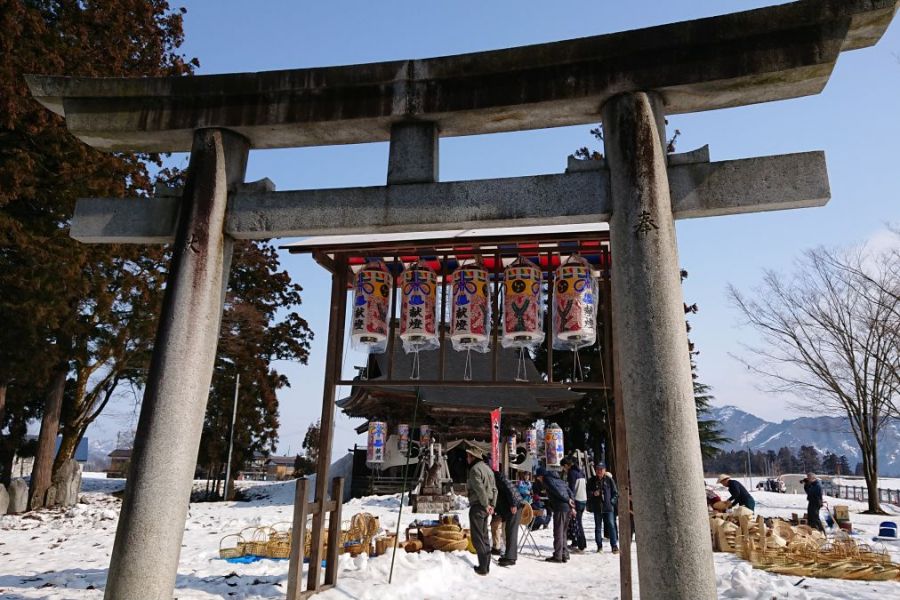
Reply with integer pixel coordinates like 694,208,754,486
1,473,899,599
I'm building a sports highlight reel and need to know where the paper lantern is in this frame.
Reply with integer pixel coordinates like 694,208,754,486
525,428,538,456
449,263,491,352
501,257,544,348
351,260,392,353
399,262,439,352
367,421,387,464
419,424,432,447
552,255,597,350
544,423,564,468
397,423,410,453
507,434,517,458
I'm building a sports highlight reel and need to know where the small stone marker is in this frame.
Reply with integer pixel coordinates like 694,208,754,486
7,478,28,514
0,483,9,514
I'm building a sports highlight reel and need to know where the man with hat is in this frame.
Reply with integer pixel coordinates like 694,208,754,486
466,446,497,575
587,462,619,553
801,472,825,533
717,474,756,512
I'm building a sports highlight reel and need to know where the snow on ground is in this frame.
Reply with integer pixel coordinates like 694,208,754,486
1,473,899,599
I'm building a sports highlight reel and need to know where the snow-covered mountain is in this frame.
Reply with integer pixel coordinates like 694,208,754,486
86,438,117,471
708,405,900,476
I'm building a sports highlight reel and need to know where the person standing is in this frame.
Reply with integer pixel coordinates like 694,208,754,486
717,474,756,512
494,468,525,566
587,462,619,553
802,472,825,533
563,458,588,552
466,447,497,576
536,467,575,563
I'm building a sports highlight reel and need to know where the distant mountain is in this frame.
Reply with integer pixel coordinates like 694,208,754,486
86,438,117,471
708,405,900,477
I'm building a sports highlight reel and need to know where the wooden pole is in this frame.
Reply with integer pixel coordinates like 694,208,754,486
325,477,345,585
307,257,349,592
287,478,310,600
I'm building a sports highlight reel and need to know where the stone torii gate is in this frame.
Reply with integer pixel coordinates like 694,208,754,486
26,1,898,598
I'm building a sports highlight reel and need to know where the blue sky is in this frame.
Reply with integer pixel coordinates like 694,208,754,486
86,1,900,459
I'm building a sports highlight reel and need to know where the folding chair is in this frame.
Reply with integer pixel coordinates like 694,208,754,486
518,503,543,557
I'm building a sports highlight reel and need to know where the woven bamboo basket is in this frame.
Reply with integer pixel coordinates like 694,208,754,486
266,537,291,559
246,526,275,556
219,534,246,559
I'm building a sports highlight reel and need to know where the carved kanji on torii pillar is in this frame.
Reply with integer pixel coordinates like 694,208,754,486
26,1,900,599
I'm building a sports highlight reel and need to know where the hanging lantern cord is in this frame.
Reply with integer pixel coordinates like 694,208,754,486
572,347,585,382
463,347,473,382
409,345,421,381
515,346,528,382
389,386,421,584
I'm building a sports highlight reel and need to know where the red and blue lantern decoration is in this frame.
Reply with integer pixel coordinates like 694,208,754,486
399,261,438,379
351,260,392,353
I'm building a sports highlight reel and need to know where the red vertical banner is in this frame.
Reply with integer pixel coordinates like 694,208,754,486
490,408,502,472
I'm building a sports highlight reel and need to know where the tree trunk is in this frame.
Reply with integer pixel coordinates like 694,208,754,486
53,420,86,474
862,447,882,513
28,365,67,510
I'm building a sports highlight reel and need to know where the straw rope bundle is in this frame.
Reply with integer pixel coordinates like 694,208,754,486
425,523,467,552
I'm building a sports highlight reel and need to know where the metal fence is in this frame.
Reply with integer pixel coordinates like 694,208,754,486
824,483,900,505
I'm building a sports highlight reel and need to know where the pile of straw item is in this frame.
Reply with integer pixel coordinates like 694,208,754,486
710,512,900,581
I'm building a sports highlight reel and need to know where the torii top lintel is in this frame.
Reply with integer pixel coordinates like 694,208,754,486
25,0,899,153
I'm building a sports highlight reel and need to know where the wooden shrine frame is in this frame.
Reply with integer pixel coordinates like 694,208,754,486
285,228,634,599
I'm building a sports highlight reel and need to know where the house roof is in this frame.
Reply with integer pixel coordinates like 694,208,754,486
108,448,132,459
265,456,296,466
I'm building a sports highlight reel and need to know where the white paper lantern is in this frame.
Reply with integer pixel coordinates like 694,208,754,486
552,255,597,350
525,428,538,456
419,424,432,447
544,423,564,468
449,263,491,352
351,260,392,353
399,262,439,352
367,421,387,464
502,257,544,348
397,423,410,453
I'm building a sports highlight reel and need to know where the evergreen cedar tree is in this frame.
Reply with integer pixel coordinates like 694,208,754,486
0,1,311,504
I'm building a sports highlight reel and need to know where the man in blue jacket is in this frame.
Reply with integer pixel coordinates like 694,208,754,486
802,473,825,533
718,474,756,512
536,467,575,563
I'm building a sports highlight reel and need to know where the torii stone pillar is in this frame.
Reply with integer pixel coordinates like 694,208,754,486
603,92,716,599
105,128,249,600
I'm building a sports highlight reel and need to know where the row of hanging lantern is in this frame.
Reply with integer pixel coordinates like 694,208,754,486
367,422,433,467
350,254,598,380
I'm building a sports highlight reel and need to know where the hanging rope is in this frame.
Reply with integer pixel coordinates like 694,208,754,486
388,386,421,584
515,346,528,382
463,347,473,381
572,347,585,382
409,345,421,380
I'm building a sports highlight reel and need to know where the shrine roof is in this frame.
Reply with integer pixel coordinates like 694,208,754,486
338,338,584,423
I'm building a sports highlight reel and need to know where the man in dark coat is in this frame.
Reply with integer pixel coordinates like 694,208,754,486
802,472,825,533
586,462,619,553
493,469,525,566
718,474,756,511
466,447,497,576
536,467,575,563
